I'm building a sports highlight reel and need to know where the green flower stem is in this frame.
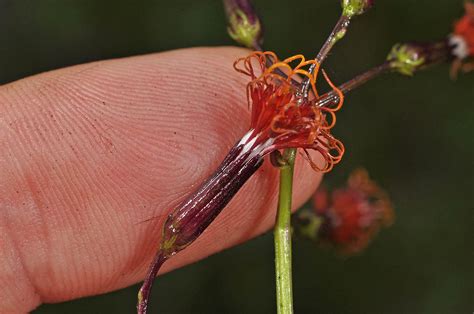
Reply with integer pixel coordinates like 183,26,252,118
274,148,296,314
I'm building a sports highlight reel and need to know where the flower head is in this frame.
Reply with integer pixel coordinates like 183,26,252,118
296,169,394,255
316,169,394,254
233,51,345,172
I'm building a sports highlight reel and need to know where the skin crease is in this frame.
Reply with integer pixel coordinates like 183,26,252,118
0,47,324,313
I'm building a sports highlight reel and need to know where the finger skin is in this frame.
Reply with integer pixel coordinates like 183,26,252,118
0,47,323,312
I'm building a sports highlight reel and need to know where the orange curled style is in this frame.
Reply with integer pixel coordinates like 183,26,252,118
233,51,346,173
234,51,321,98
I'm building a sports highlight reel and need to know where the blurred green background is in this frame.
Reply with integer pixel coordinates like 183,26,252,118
2,0,472,313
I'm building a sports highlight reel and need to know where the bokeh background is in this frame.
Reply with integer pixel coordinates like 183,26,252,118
2,0,472,313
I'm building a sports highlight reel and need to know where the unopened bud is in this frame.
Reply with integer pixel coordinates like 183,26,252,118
387,44,425,76
341,0,374,18
387,41,451,76
223,0,263,49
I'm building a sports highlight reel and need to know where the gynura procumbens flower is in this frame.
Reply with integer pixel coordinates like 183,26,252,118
137,51,344,313
294,168,394,255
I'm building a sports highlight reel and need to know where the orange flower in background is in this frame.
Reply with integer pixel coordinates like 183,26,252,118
311,169,394,255
450,2,474,77
453,2,474,56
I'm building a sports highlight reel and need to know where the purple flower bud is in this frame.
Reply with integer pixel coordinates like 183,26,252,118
160,143,263,255
387,41,452,76
223,0,263,49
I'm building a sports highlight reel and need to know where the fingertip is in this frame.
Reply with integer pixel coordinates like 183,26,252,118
0,46,323,310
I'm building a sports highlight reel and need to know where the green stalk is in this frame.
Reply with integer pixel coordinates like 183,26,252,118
272,5,361,313
274,148,296,314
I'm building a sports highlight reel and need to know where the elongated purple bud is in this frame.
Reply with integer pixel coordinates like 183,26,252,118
137,133,266,313
160,141,264,255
